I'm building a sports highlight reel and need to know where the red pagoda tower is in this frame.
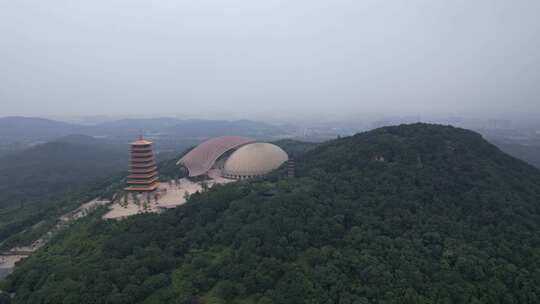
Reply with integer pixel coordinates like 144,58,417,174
125,135,159,192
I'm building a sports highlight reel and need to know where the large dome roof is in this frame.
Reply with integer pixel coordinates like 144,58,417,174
223,143,288,178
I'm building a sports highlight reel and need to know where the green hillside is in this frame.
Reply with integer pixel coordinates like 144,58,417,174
0,141,127,248
4,124,540,303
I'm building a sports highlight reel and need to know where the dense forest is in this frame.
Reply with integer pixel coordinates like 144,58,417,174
0,133,202,250
0,141,128,249
3,124,540,303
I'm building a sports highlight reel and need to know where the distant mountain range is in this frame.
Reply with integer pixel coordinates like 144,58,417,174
0,116,290,144
1,116,539,171
0,117,85,143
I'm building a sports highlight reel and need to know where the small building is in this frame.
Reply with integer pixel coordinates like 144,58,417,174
287,157,296,178
125,135,159,192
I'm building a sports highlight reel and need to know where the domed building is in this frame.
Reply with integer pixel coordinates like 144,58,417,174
177,136,288,180
222,143,288,179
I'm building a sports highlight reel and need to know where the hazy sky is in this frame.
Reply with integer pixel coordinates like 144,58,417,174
1,0,539,118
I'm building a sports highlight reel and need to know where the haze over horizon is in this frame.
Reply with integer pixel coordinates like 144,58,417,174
2,0,539,118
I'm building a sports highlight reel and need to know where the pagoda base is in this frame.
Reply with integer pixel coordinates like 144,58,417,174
125,183,159,192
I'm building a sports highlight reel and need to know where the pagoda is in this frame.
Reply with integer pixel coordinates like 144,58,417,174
125,135,159,192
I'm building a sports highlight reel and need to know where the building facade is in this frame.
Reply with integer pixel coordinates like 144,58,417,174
125,135,159,192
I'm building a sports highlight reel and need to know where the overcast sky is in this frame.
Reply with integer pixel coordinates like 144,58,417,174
1,0,539,118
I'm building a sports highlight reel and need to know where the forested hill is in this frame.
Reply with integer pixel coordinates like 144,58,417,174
0,141,127,249
4,124,540,303
0,141,126,205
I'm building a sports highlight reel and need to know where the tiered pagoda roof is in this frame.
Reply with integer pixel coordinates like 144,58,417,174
125,135,159,192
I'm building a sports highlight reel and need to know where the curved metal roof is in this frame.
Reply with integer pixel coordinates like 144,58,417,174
177,136,255,177
223,143,288,178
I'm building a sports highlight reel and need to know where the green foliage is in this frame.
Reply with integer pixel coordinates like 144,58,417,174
4,124,540,303
156,147,193,181
0,138,185,249
272,139,319,159
0,141,125,205
0,140,128,248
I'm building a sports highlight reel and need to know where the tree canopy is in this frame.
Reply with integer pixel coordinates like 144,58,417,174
3,124,540,304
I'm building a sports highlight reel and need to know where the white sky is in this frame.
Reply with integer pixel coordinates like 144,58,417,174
1,0,539,117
